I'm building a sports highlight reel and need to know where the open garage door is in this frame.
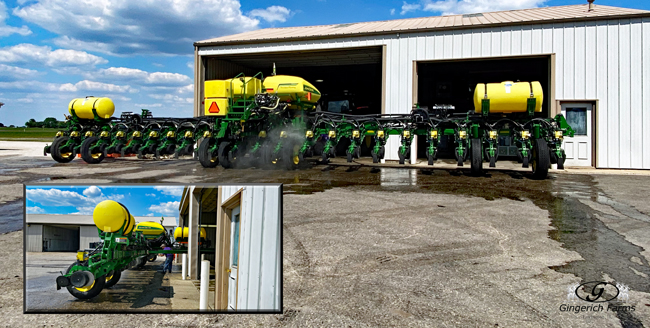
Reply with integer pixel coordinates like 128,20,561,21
415,56,552,159
203,46,384,116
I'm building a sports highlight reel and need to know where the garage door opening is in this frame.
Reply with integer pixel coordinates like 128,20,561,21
43,225,79,252
415,56,552,159
203,46,384,116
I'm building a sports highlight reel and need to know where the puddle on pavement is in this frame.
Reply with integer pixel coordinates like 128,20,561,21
0,200,23,234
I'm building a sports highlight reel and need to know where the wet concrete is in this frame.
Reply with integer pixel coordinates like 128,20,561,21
2,142,650,326
25,252,180,312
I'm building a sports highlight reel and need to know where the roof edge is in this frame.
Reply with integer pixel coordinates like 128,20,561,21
195,11,650,48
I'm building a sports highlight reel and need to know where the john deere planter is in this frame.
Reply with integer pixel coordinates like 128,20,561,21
55,200,183,299
44,73,573,179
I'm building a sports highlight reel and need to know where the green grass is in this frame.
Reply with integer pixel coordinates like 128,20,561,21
0,127,60,142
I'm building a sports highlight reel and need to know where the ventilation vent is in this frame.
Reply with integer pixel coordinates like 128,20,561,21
334,23,356,28
462,13,484,18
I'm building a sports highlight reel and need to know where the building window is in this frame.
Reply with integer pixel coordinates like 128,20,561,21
566,107,587,135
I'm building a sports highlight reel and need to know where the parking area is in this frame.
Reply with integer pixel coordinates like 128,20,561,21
2,141,650,326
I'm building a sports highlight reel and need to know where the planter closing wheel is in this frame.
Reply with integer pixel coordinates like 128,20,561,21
50,136,75,163
531,138,550,180
470,138,483,176
104,270,121,288
65,262,106,299
218,141,234,169
80,137,105,164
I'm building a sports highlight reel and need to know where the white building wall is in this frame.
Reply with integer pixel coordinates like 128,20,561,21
199,18,650,169
26,224,43,252
221,185,281,311
79,225,101,250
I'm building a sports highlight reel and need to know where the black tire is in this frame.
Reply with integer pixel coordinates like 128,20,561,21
426,148,434,166
321,148,330,162
522,156,529,168
218,142,233,169
470,138,483,176
354,147,360,159
346,150,353,162
398,151,406,165
65,262,106,299
379,146,385,159
198,138,218,168
456,152,464,166
104,270,121,289
531,139,550,180
80,137,105,164
50,136,75,163
372,150,379,163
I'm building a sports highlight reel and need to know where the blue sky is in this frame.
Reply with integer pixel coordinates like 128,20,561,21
0,0,648,126
26,185,184,222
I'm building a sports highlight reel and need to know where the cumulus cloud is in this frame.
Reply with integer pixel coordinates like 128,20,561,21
149,93,192,104
401,2,421,15
148,201,180,217
404,0,548,15
153,186,185,197
0,1,31,37
13,0,272,55
249,6,292,23
0,44,107,68
0,63,40,80
390,8,396,15
26,206,45,214
26,186,124,214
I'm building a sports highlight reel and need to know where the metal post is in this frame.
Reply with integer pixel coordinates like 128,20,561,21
199,260,210,311
182,253,187,280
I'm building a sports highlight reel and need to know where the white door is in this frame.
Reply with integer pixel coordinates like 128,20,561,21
561,103,592,167
228,206,241,310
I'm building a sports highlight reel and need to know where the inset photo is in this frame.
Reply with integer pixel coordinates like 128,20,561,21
24,184,282,313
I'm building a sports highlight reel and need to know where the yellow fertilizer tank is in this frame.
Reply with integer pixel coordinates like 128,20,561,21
263,75,321,110
134,221,166,238
68,97,115,120
92,200,134,235
173,227,207,243
204,77,262,116
473,81,543,114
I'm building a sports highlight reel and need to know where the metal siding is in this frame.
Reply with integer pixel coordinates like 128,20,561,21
563,23,575,99
199,19,648,168
644,20,650,168
79,225,101,250
574,22,586,99
222,186,280,310
585,22,597,99
630,19,643,168
608,22,620,168
619,20,632,168
597,22,609,167
26,224,42,252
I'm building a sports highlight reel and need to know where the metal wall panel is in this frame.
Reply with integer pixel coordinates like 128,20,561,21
79,225,101,250
220,185,281,310
26,224,43,252
199,18,650,169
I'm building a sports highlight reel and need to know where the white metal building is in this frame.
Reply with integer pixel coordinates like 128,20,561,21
25,214,177,252
193,3,650,169
178,185,281,311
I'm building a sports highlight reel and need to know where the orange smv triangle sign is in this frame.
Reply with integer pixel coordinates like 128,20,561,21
209,101,220,113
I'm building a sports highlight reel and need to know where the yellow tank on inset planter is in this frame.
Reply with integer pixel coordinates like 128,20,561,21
68,97,115,120
173,227,206,243
134,221,166,238
263,75,321,110
473,81,543,114
92,200,134,235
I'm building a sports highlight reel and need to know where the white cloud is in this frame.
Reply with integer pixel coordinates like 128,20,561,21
249,6,292,23
148,201,180,217
390,8,396,15
134,103,162,108
13,0,271,55
177,84,193,94
401,2,421,15
0,44,107,68
0,63,40,79
146,213,154,217
149,93,193,104
419,0,548,15
26,187,125,214
153,186,185,197
0,1,31,37
26,206,45,214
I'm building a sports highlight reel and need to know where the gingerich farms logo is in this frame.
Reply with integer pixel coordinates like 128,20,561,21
560,281,635,314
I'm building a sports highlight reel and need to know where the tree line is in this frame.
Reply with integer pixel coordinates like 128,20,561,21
25,118,67,128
